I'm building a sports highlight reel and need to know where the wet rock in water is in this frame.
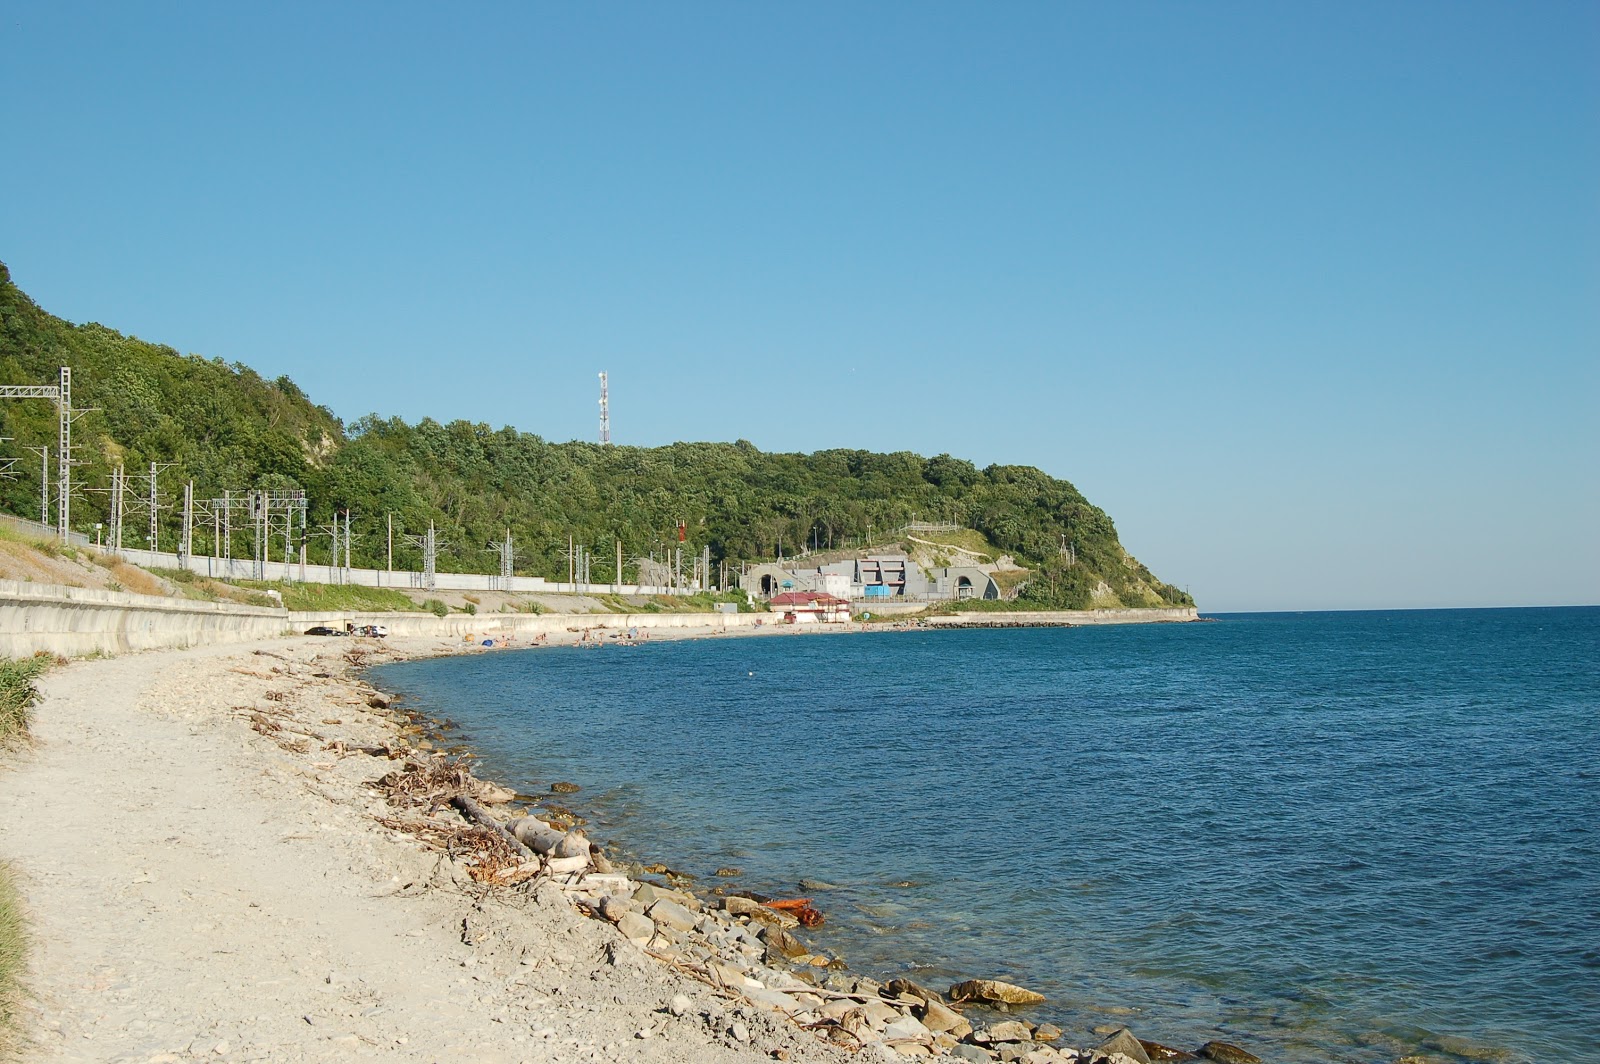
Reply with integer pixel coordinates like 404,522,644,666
550,781,581,793
1034,1023,1062,1043
799,877,843,891
948,979,1046,1007
1140,1038,1198,1062
1197,1042,1260,1064
1097,1028,1152,1064
715,866,742,877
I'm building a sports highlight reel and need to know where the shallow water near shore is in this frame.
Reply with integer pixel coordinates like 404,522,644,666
373,607,1600,1063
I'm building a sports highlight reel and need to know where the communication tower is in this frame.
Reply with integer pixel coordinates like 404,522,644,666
598,371,610,445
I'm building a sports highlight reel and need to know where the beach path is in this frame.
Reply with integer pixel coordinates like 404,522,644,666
0,641,845,1064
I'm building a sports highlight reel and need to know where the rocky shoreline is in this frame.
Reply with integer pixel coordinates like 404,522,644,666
0,624,1250,1064
356,631,1262,1064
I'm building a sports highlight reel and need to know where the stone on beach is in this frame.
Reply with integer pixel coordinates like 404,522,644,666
1096,1028,1152,1064
760,924,809,960
982,1019,1033,1043
553,829,591,859
885,977,946,1005
918,998,970,1036
648,898,699,932
948,978,1046,1007
616,911,654,945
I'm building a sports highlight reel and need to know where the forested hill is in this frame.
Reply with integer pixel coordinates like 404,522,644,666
0,262,1190,609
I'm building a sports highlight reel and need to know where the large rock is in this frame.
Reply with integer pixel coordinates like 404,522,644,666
1197,1043,1260,1064
948,979,1046,1007
883,1014,933,1041
885,978,945,1005
950,1046,994,1064
553,830,591,859
648,898,698,933
635,883,690,908
985,1020,1033,1043
759,925,809,960
616,912,654,945
919,998,969,1036
1097,1029,1152,1064
598,895,635,923
1140,1039,1198,1062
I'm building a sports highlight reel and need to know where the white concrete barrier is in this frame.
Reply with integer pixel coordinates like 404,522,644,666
0,579,290,658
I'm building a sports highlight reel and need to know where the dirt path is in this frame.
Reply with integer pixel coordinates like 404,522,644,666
0,641,854,1064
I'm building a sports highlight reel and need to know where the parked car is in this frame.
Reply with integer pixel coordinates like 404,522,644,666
303,625,346,637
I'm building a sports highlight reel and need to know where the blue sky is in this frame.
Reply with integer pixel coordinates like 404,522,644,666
2,2,1595,611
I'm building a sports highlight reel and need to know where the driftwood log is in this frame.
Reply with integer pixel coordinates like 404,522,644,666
450,795,536,861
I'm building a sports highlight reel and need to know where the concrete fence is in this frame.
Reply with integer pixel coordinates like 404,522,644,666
0,576,781,658
925,606,1199,627
0,579,291,658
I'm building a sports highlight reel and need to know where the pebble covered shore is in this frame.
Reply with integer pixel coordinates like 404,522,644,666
356,630,1266,1064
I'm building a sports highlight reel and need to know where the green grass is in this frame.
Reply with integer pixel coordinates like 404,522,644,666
0,655,52,1055
900,527,1002,561
0,655,52,750
0,858,24,1059
232,581,426,613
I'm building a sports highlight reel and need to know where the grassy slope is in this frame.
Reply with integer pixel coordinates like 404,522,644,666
0,654,51,1056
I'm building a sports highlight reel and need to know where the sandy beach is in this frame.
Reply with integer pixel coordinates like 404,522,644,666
0,632,868,1064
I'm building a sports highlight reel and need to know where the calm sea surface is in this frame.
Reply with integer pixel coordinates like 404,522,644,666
372,608,1600,1063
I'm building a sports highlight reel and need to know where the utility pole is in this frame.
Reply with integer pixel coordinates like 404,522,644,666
0,366,80,539
108,464,125,555
386,512,393,576
403,522,440,592
25,446,48,527
180,481,193,570
616,537,623,591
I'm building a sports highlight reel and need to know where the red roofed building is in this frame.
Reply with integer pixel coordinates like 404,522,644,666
768,591,851,624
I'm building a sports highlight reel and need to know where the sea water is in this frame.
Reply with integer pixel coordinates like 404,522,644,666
372,608,1600,1063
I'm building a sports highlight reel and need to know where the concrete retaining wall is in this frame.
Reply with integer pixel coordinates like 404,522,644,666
926,606,1198,626
288,609,783,641
0,579,291,658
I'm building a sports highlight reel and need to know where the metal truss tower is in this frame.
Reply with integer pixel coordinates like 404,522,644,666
0,367,78,539
598,371,610,445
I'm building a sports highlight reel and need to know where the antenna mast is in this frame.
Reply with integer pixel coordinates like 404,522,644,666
598,371,610,445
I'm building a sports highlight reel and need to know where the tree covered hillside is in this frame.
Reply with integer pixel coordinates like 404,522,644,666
0,262,1190,609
